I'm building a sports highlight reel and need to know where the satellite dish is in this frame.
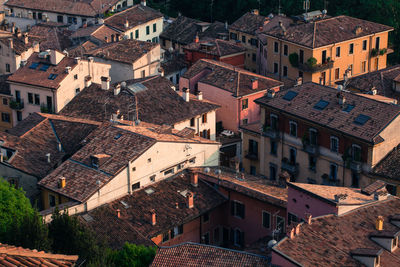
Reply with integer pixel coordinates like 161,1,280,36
267,239,277,248
204,167,210,173
168,47,174,53
214,169,222,175
337,85,343,91
121,81,127,88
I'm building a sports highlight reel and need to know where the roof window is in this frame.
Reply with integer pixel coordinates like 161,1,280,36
354,114,370,125
48,74,58,80
343,104,355,113
314,100,329,110
29,62,39,69
40,64,50,71
114,133,122,140
282,91,298,101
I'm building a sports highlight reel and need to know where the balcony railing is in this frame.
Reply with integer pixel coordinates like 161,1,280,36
303,144,319,156
40,104,54,114
245,151,258,161
350,161,362,173
262,125,280,139
10,98,24,110
298,61,334,73
281,159,299,175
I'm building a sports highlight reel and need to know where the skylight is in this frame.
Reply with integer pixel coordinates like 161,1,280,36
354,114,371,125
48,74,58,80
314,100,329,110
282,91,298,101
114,133,122,140
343,104,355,113
40,64,50,71
145,188,155,195
29,62,39,69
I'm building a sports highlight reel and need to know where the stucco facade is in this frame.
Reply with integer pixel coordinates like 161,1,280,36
228,29,258,73
173,110,217,141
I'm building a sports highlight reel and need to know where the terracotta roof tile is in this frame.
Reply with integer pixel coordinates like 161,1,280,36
255,82,400,143
183,59,283,96
274,198,400,266
230,12,267,35
160,15,202,45
28,24,72,51
67,40,99,58
0,31,40,55
184,39,246,57
372,144,400,180
59,76,220,126
151,242,267,267
0,243,78,266
161,52,188,75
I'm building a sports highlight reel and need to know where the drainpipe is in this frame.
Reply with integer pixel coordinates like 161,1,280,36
127,161,132,194
279,40,282,81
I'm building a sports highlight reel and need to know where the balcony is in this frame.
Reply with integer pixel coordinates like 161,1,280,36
262,125,280,140
245,151,258,161
321,173,340,186
10,98,24,110
281,158,299,175
350,161,362,173
303,144,319,156
298,61,334,73
40,104,54,114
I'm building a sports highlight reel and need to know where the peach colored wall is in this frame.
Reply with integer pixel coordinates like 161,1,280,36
0,38,39,75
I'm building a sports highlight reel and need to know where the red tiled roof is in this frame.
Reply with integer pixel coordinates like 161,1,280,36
80,170,227,248
372,144,400,181
105,4,163,32
7,53,77,90
0,31,40,55
273,197,400,266
229,12,267,35
263,15,393,49
86,39,159,64
59,76,220,126
0,243,78,266
255,82,400,143
28,24,72,51
182,59,283,97
184,39,246,57
151,242,267,267
160,15,202,45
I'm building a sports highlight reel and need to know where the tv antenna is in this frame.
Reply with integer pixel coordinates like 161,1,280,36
303,0,310,15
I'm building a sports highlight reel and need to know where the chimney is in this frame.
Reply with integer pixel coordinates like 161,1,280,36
22,33,28,45
141,0,147,6
101,76,110,90
58,177,66,188
65,66,71,73
117,209,121,218
85,76,92,88
267,89,275,98
334,193,348,203
159,67,164,77
15,28,21,38
46,153,51,163
295,77,303,86
57,142,62,152
10,22,15,34
150,209,156,225
8,38,13,50
376,216,384,231
305,213,312,225
225,21,228,30
338,92,346,105
295,223,300,235
74,57,81,64
175,202,179,209
124,19,129,29
251,78,258,89
114,83,121,96
197,91,203,100
186,192,194,208
183,88,190,102
190,170,198,187
279,171,290,188
104,36,108,43
195,33,199,43
374,191,387,201
252,9,259,15
286,226,295,239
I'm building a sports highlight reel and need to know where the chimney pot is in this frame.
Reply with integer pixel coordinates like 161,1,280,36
305,213,312,225
175,202,179,209
295,223,300,235
57,142,62,152
376,216,384,231
58,177,66,188
197,91,203,101
8,38,13,50
195,33,199,43
183,88,190,102
114,84,121,95
101,76,110,90
150,209,156,225
117,209,121,218
124,19,129,29
186,192,194,208
286,226,295,239
251,78,258,90
338,93,346,105
267,89,275,98
46,153,51,163
190,170,198,187
141,0,147,6
23,33,28,45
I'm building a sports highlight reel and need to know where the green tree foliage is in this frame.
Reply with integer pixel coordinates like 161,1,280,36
107,243,157,267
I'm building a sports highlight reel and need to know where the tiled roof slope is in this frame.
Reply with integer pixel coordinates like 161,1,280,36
2,113,99,178
184,39,246,57
5,0,119,17
273,197,400,266
80,171,227,248
59,76,220,126
0,243,78,266
0,74,11,95
161,52,188,75
160,15,201,45
151,242,267,267
29,24,72,51
255,82,400,143
183,59,283,96
104,4,163,32
70,24,119,44
7,53,77,89
229,12,267,35
372,144,400,181
341,65,400,102
0,30,40,55
264,15,393,49
85,39,158,64
67,40,99,58
199,21,229,40
193,166,287,207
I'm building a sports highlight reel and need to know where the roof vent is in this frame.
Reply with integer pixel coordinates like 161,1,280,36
334,193,348,203
101,76,110,90
120,200,130,209
145,188,155,195
65,66,71,74
46,153,51,163
354,26,363,35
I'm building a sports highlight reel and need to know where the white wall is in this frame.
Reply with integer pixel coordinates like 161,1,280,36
174,110,217,141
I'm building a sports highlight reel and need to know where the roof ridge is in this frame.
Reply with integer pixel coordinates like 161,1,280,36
37,113,102,126
0,246,78,261
19,115,48,138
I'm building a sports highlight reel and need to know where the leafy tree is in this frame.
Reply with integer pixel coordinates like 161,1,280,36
107,243,157,267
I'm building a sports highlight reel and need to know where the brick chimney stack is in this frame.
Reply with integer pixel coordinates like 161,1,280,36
305,213,312,225
376,216,384,231
195,33,199,43
186,192,194,208
286,226,295,239
251,78,258,90
183,88,190,102
190,170,198,187
117,209,121,218
150,209,156,225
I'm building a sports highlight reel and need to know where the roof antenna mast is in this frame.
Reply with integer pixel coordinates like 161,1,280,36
304,0,310,16
278,0,282,15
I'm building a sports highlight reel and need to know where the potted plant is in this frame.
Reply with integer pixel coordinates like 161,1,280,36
371,48,378,57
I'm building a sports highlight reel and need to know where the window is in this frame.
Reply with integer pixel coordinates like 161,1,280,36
392,237,398,249
190,118,195,127
299,49,304,63
5,64,10,73
270,140,277,155
276,216,285,232
309,129,317,145
336,47,341,57
162,232,169,242
189,157,196,164
231,200,245,219
242,98,248,110
28,93,33,104
153,23,157,32
298,71,303,78
241,36,246,43
250,165,256,175
250,38,258,47
33,94,40,105
362,40,367,50
130,32,133,39
329,163,338,180
242,118,248,125
164,168,174,176
352,144,362,161
202,113,207,123
283,44,288,56
288,213,298,226
289,147,297,164
274,42,279,53
132,182,140,191
57,15,63,23
269,163,277,180
2,98,7,105
262,211,271,229
49,194,56,207
283,66,288,77
135,29,139,39
335,68,340,80
322,50,327,63
1,113,10,123
273,63,279,74
289,121,297,137
38,13,43,20
252,53,256,62
309,155,316,171
75,88,80,94
146,26,150,35
248,139,258,157
203,212,209,223
74,74,78,80
17,111,22,121
349,43,354,54
330,136,339,153
150,175,156,182
270,114,278,130
375,37,380,50
351,171,360,188
230,32,238,40
233,229,243,247
374,58,379,70
141,70,145,78
213,227,220,244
